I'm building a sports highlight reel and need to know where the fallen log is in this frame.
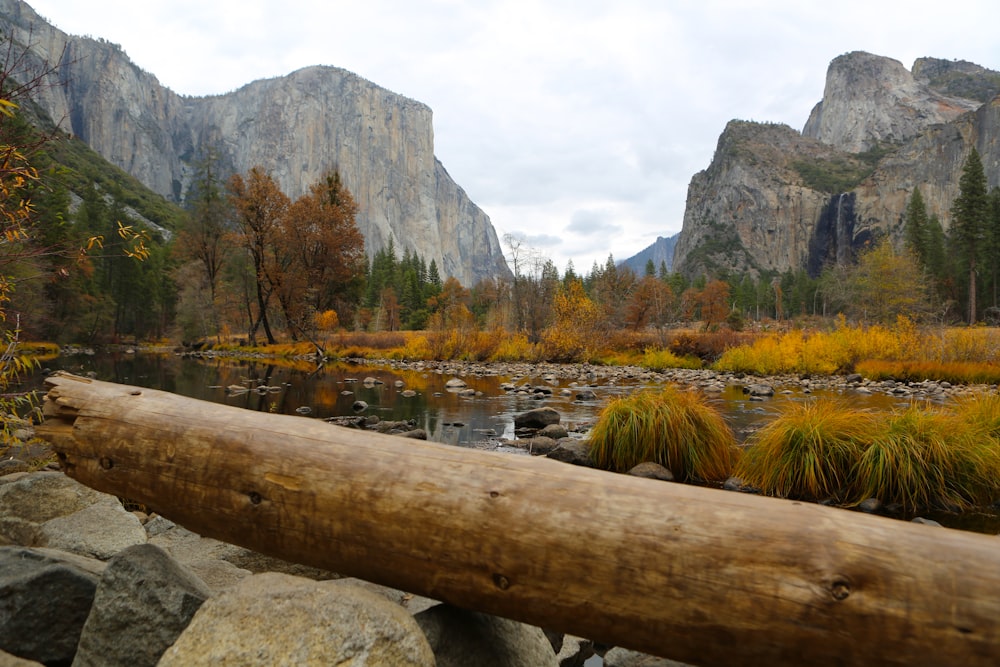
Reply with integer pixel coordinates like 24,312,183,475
36,371,1000,666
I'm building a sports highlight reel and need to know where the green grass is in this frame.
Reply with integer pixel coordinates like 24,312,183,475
588,386,737,481
736,399,876,501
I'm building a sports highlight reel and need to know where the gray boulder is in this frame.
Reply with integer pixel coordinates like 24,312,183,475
742,384,775,397
72,544,211,667
0,472,147,559
555,635,595,666
158,573,434,666
513,407,561,430
546,441,594,467
0,547,105,666
415,604,558,667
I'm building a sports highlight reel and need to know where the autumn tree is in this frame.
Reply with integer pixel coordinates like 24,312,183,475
951,148,989,324
228,166,290,344
279,171,365,339
699,279,731,328
843,239,929,324
624,275,675,330
541,278,602,362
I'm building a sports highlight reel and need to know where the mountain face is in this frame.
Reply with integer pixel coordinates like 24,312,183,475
1,0,510,286
619,234,678,275
674,51,1000,279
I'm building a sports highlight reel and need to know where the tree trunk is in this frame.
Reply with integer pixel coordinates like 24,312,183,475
36,372,1000,667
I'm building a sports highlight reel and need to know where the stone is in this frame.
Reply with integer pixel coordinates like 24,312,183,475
352,400,368,411
0,649,43,666
513,407,561,430
0,459,28,476
0,472,146,559
575,389,598,401
445,378,468,388
158,573,434,666
0,547,105,666
546,441,594,467
555,635,595,667
858,498,883,514
414,604,558,667
722,476,744,491
742,383,775,397
537,423,569,440
911,517,943,527
521,436,559,455
603,647,695,666
627,462,675,482
72,544,211,667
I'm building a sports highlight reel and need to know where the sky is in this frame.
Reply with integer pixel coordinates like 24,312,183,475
24,0,1000,273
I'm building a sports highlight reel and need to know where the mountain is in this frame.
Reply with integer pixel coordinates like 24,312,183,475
0,0,510,286
673,51,1000,279
619,234,678,275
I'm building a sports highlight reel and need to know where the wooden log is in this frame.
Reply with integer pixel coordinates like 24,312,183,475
36,371,1000,666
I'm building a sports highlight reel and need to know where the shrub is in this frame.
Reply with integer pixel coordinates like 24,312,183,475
851,406,1000,511
736,399,876,501
640,347,702,371
588,386,737,481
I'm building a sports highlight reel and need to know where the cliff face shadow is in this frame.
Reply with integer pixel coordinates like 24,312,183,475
807,192,873,277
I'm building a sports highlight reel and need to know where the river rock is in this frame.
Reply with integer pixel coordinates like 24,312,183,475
575,389,598,401
742,383,775,397
72,544,211,667
0,472,147,559
513,407,561,430
0,547,106,666
414,604,558,667
445,378,468,388
537,424,568,440
603,646,694,666
158,573,434,666
627,462,675,482
546,441,593,467
555,635,595,666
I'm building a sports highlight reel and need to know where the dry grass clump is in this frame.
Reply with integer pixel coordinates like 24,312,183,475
737,397,1000,511
736,399,876,501
588,386,737,481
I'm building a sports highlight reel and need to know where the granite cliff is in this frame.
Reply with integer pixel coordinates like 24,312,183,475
674,51,1000,279
0,0,510,286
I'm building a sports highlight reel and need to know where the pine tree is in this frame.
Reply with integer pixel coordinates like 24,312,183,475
951,148,990,324
904,187,929,267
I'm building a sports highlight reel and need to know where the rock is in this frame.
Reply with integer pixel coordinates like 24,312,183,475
0,649,43,666
858,497,883,514
513,407,561,430
0,472,146,559
0,547,106,666
555,635,595,667
445,378,468,389
158,573,434,666
723,476,744,491
844,373,863,384
575,389,598,401
72,544,211,667
335,577,439,615
401,389,418,398
546,441,593,467
414,604,558,667
603,646,695,666
513,437,559,455
627,462,675,482
0,459,29,476
352,400,369,411
742,383,775,397
399,429,428,440
537,424,569,440
911,517,943,527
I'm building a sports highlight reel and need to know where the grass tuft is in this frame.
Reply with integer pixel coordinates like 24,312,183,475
588,386,737,481
736,399,876,501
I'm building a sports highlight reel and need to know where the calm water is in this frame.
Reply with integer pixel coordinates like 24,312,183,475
34,350,1000,533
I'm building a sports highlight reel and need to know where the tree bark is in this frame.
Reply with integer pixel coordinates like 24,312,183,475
36,372,1000,666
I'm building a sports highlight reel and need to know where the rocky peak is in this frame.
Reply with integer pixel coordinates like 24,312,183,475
913,57,1000,104
802,51,981,153
0,0,511,286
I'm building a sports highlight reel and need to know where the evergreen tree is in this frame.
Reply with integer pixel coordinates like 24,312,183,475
951,148,990,324
644,258,656,277
904,187,929,266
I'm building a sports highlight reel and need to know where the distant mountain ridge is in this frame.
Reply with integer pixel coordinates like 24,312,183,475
0,0,511,285
667,52,1000,279
619,234,678,275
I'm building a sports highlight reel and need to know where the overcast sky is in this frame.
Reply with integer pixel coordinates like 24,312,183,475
25,0,1000,273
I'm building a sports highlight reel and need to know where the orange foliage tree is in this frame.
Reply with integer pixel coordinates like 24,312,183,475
541,279,602,362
